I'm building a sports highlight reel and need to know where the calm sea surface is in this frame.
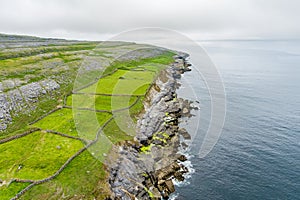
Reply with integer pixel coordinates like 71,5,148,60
175,40,300,200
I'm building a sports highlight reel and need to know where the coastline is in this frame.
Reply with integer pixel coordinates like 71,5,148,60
107,54,195,199
0,35,194,200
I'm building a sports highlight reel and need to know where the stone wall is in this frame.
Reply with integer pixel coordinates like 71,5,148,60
0,79,60,131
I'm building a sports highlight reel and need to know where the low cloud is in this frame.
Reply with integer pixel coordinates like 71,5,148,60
0,0,299,40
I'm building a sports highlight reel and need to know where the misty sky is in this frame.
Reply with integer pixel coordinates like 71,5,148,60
0,0,299,40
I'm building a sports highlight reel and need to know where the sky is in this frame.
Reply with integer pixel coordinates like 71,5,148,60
0,0,299,41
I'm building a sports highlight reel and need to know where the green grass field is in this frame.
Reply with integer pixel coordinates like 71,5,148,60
0,182,30,200
0,48,175,199
18,151,110,200
80,69,155,95
32,108,112,140
67,94,137,111
0,131,83,181
0,43,97,83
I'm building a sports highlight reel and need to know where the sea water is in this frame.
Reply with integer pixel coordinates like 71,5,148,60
175,40,300,200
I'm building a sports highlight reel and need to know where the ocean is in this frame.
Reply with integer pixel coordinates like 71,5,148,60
175,40,300,200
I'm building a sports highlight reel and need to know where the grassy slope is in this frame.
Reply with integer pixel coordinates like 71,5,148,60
0,131,83,181
0,182,30,200
32,108,112,140
80,69,155,95
20,151,109,200
0,44,175,199
0,97,59,140
67,94,137,111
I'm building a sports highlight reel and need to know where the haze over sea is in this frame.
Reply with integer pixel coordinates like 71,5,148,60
176,40,300,200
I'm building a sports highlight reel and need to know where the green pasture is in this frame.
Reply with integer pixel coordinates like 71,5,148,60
32,108,112,140
0,48,176,199
0,131,83,182
67,94,137,111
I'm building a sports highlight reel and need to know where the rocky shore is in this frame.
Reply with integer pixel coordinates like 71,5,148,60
108,54,195,199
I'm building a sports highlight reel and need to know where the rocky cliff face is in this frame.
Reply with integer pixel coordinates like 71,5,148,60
108,54,194,199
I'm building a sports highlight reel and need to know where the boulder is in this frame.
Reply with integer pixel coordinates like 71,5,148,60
178,128,191,140
156,162,181,180
174,171,185,182
177,154,187,162
165,180,175,193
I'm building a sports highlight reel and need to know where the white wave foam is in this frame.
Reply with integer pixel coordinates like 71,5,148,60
174,152,195,187
169,193,179,200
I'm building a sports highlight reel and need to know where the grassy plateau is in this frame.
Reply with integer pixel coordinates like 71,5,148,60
0,34,175,199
